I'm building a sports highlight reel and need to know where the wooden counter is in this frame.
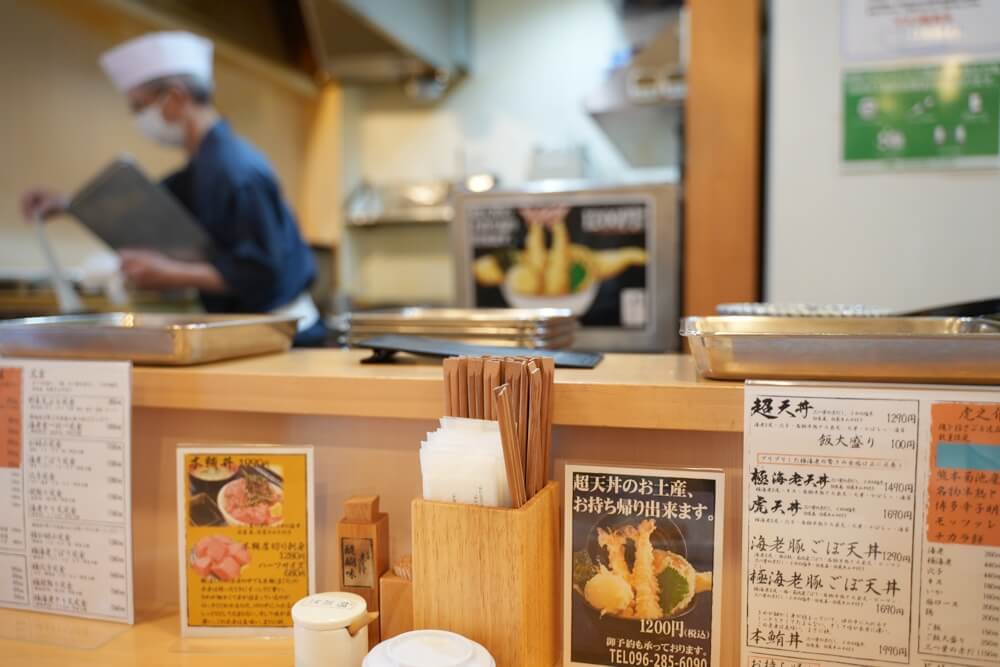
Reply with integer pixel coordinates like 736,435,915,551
3,608,292,666
133,350,744,432
5,350,747,667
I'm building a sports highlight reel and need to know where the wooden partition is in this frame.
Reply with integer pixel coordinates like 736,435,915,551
684,0,763,315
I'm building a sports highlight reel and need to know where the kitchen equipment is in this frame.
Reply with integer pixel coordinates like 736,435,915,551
300,0,468,86
31,217,84,314
682,316,1000,384
68,159,213,261
716,303,893,317
355,335,603,369
340,182,455,308
292,592,374,667
717,297,1000,318
332,307,578,349
0,313,297,365
363,629,495,667
454,181,680,352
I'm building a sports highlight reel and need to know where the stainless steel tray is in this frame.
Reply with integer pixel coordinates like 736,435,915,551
344,330,575,350
340,307,576,331
339,321,578,338
0,313,298,365
682,316,1000,384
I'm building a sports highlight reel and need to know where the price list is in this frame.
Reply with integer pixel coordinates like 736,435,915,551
0,360,132,624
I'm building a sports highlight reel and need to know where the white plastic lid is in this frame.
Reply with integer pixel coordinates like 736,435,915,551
363,630,495,667
291,592,367,631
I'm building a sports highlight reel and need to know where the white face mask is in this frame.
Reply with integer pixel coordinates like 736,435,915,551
134,101,185,147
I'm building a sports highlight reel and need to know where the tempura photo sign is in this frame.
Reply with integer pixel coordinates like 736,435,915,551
176,446,316,636
564,464,724,667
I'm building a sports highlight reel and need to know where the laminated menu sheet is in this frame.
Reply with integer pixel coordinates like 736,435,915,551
743,382,1000,667
0,360,132,623
564,464,725,667
177,446,315,636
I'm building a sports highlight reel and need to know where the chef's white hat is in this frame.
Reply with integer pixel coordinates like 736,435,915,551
99,31,213,93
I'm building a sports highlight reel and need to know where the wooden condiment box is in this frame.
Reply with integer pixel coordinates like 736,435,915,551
411,481,559,667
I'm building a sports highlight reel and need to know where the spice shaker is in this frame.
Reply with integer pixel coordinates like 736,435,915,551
363,629,496,667
292,592,374,667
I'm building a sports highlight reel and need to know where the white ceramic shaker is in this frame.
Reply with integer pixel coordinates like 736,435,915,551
292,591,370,667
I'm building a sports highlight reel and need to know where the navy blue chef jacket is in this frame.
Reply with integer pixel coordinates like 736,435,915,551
161,121,325,346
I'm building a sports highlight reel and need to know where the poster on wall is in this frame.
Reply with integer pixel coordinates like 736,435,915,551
466,199,652,330
841,0,1000,62
564,464,724,667
843,61,1000,168
0,360,133,624
742,382,1000,667
177,446,315,636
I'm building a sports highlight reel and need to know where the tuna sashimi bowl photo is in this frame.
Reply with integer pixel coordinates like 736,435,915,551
218,468,284,526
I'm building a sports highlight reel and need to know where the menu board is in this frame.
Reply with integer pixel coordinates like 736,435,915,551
0,360,132,623
564,464,724,667
743,382,1000,667
466,198,652,329
177,446,315,636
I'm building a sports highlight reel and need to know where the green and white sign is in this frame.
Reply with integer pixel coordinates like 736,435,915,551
843,61,1000,168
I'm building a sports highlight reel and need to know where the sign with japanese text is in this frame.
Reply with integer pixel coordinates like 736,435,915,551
564,464,724,667
0,360,133,623
743,382,1000,667
177,446,315,636
841,0,1000,62
843,61,1000,168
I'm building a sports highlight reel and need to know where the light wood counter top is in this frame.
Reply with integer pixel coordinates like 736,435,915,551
132,350,743,432
2,608,292,667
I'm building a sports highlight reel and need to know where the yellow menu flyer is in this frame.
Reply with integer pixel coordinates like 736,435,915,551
176,446,315,636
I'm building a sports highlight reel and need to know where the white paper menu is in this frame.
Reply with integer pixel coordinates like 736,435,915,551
0,360,133,624
743,382,1000,667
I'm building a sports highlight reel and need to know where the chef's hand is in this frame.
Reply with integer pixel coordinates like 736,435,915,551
119,249,228,293
20,188,69,221
119,249,188,290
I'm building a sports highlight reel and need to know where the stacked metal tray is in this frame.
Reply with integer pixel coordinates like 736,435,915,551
682,316,1000,384
332,307,578,349
0,313,298,365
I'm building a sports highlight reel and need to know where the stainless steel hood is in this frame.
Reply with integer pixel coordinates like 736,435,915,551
585,8,686,168
300,0,468,84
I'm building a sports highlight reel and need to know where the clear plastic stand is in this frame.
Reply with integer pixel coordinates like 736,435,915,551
0,608,130,650
169,633,293,655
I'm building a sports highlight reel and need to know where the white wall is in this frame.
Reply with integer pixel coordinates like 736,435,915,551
356,0,638,185
767,0,1000,311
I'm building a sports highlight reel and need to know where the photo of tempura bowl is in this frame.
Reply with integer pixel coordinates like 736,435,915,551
217,475,284,527
572,515,711,622
501,274,599,317
584,514,687,576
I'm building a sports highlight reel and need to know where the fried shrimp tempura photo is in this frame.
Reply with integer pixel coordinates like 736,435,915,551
578,519,713,621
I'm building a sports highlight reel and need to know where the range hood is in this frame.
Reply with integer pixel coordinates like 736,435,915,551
300,0,468,84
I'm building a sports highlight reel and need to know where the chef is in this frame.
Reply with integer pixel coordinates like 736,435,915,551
20,31,325,346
